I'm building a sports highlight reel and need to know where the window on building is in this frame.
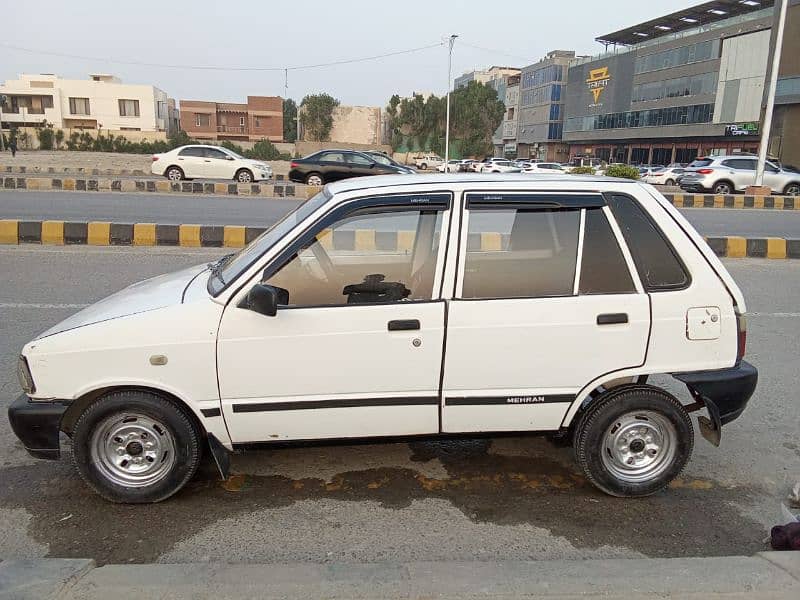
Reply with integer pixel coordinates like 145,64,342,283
635,39,720,74
118,99,140,117
461,207,580,299
240,116,245,126
69,97,90,115
606,194,689,291
255,117,261,127
195,113,211,127
157,101,167,119
508,107,515,120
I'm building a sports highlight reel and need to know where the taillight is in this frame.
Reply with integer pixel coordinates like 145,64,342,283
696,168,714,174
152,155,159,161
736,312,747,361
290,162,298,168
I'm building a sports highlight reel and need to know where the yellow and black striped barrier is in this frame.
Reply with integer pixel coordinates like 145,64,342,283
0,219,798,258
662,193,798,210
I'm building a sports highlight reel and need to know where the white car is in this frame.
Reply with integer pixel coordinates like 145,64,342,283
479,159,522,173
10,174,757,502
641,167,685,187
522,162,566,174
413,154,444,170
151,145,273,183
437,160,469,173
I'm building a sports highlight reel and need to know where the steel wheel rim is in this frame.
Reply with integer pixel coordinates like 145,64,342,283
168,169,181,181
600,411,677,484
786,185,800,196
307,175,322,186
714,184,730,194
90,413,176,487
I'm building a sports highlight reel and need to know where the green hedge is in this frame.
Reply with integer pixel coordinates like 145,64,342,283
605,164,640,180
570,166,596,175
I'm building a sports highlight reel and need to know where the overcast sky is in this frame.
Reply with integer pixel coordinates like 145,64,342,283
2,0,702,107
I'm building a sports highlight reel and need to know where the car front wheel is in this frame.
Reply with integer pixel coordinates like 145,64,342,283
71,391,202,503
236,169,254,183
573,386,693,497
665,179,675,186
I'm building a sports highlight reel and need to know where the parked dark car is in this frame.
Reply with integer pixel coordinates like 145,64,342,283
288,150,412,185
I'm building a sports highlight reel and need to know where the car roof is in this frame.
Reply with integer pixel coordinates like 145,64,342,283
325,173,636,195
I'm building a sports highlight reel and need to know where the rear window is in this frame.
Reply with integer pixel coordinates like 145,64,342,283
606,194,690,291
688,158,713,168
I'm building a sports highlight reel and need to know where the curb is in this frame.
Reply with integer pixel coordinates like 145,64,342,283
663,192,799,209
0,175,317,199
2,164,291,180
0,219,799,257
0,554,798,599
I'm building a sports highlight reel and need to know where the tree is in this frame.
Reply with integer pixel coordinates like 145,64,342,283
299,93,339,142
54,129,64,150
283,98,297,142
450,81,506,158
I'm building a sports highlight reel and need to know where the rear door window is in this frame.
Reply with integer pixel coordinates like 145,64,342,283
579,209,636,295
606,194,689,291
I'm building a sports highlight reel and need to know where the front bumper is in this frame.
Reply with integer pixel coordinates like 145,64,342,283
674,360,758,443
8,394,69,459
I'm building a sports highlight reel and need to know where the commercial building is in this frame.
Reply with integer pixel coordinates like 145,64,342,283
563,0,781,165
455,66,520,90
768,0,800,166
0,73,175,134
493,74,521,157
515,50,576,161
179,96,283,142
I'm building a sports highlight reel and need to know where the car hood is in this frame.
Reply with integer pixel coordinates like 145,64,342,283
36,264,209,340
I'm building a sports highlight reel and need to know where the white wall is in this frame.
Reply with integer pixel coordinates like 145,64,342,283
713,29,770,124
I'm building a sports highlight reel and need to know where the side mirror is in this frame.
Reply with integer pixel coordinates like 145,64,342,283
245,284,288,317
225,156,235,161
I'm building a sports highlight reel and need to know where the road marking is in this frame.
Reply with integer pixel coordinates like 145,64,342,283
749,312,800,318
0,302,89,309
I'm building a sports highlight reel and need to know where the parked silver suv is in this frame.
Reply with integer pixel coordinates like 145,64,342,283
679,156,800,195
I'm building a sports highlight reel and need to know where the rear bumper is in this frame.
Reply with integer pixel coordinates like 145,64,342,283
673,360,758,426
7,394,69,460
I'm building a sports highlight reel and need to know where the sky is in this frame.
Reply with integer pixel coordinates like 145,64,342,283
1,0,703,107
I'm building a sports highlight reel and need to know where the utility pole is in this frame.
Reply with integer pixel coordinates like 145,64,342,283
755,0,788,186
444,34,458,167
0,94,5,151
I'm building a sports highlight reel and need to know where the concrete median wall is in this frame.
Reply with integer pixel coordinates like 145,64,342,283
1,219,798,257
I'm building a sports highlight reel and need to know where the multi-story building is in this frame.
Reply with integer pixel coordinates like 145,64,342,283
769,0,800,166
516,50,575,161
455,66,520,90
179,96,283,142
494,74,521,157
0,74,174,134
563,0,779,165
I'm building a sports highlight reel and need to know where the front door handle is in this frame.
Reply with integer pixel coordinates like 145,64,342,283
597,313,628,325
388,319,420,331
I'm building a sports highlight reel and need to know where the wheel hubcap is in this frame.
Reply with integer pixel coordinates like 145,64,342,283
308,176,322,186
90,413,176,487
239,172,251,183
601,411,677,483
168,170,180,181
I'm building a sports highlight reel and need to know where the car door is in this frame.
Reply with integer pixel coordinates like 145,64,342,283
318,151,349,182
762,161,785,193
176,146,206,178
721,158,756,191
441,192,650,433
217,192,453,442
203,147,235,179
345,152,378,177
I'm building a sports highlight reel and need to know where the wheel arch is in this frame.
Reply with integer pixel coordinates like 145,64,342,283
712,179,735,192
235,167,254,180
165,164,183,176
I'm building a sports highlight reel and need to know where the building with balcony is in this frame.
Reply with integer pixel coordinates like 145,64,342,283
179,96,283,142
563,0,779,165
0,73,174,135
493,74,521,157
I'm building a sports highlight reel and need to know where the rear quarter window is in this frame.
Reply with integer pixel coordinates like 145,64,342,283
606,194,690,291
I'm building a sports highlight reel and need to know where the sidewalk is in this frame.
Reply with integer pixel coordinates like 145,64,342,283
1,553,799,599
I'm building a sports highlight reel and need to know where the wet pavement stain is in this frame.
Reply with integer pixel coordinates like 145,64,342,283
0,438,768,565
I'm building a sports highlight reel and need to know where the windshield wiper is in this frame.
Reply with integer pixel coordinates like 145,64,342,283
208,253,235,285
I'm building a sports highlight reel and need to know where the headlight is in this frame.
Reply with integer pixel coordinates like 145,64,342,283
17,355,35,394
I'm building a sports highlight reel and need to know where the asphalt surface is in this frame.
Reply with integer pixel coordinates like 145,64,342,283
2,191,800,237
0,246,797,565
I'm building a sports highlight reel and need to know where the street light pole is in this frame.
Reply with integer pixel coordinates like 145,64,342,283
755,0,788,186
444,34,458,167
0,95,5,151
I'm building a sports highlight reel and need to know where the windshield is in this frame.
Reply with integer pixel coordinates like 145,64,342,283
207,189,332,295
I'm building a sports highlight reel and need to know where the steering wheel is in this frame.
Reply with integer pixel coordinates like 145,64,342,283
309,241,336,281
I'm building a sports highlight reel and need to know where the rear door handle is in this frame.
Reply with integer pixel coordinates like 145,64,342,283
597,313,628,325
388,319,420,331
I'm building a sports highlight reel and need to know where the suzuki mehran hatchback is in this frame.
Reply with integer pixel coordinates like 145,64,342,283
10,174,758,503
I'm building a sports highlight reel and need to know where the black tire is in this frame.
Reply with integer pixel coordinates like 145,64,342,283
665,179,675,186
71,391,202,503
573,385,693,498
165,166,184,181
305,172,324,186
419,163,427,170
783,183,800,196
713,181,734,195
236,169,254,183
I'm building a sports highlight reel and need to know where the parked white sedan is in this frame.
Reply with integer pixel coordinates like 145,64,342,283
522,162,566,174
152,145,273,183
479,159,522,173
641,167,685,187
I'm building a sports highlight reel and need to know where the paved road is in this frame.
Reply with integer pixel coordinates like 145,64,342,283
0,245,797,565
2,191,800,236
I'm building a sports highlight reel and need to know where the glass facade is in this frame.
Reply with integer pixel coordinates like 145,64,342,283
521,84,565,107
564,104,714,132
776,76,800,98
521,64,563,90
634,39,720,74
632,72,717,102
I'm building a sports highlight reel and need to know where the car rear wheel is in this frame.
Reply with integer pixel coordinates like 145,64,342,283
71,391,202,503
665,179,675,186
783,183,800,196
305,173,324,186
713,181,733,195
419,163,427,170
573,386,693,497
236,169,253,183
166,166,184,181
